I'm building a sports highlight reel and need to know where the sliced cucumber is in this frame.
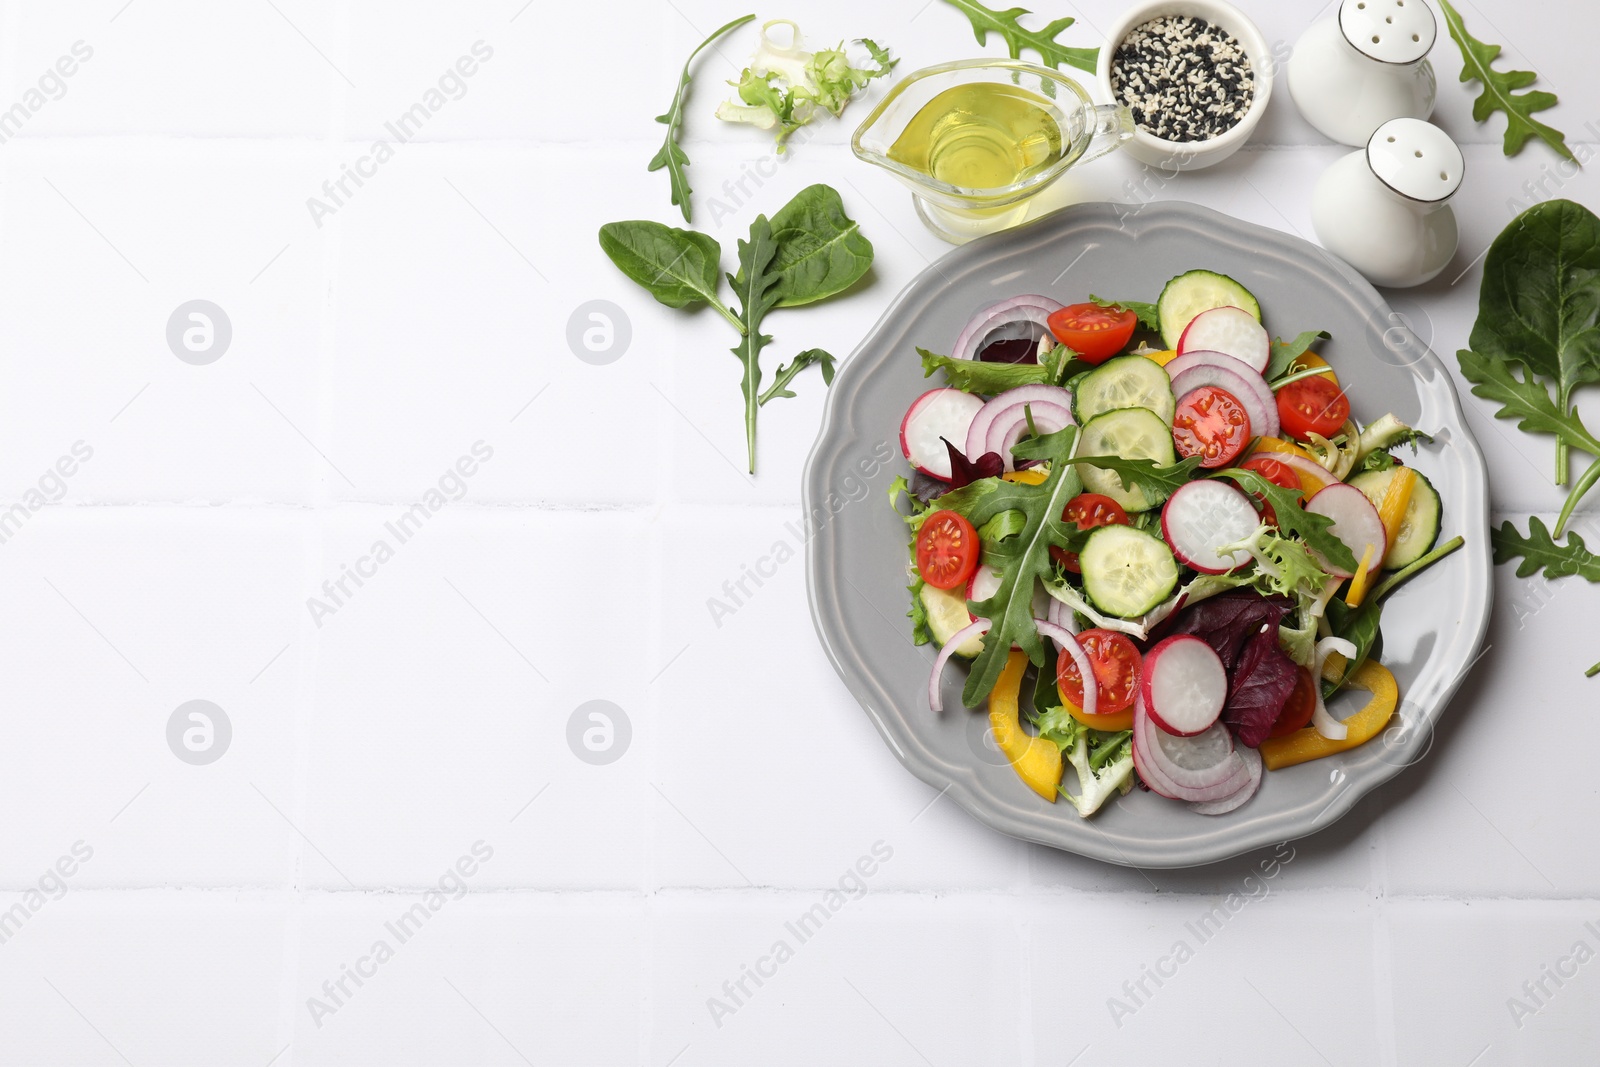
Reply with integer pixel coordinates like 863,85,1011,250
1072,354,1176,425
920,582,983,657
1157,269,1262,349
1349,468,1441,570
1079,525,1180,617
1075,407,1178,512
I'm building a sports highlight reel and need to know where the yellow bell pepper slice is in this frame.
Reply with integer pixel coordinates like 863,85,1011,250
1344,544,1377,607
1376,466,1418,565
1287,352,1338,384
1259,659,1398,771
1057,690,1134,732
989,650,1062,802
1248,436,1317,464
1140,349,1180,367
1002,468,1048,485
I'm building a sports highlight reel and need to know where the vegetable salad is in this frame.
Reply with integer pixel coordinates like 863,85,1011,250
891,270,1464,816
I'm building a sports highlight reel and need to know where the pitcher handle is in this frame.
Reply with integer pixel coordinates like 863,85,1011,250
1081,104,1135,165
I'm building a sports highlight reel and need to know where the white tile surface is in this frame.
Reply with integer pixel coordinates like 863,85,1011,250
2,0,1598,1061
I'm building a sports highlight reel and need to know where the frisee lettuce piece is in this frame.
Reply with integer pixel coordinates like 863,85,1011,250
1032,708,1135,817
716,20,895,149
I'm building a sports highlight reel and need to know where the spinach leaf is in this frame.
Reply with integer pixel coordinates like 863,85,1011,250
1436,0,1577,163
597,221,741,329
937,0,1098,74
648,14,756,222
1469,199,1600,487
729,216,782,472
954,426,1085,707
758,349,835,405
766,184,875,307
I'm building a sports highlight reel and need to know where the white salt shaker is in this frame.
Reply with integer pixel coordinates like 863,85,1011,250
1289,0,1437,146
1311,117,1462,288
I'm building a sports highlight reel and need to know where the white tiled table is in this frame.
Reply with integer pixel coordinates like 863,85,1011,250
0,1,1596,1064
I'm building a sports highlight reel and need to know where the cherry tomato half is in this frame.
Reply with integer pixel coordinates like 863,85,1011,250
1277,375,1351,441
1057,629,1143,716
1049,492,1130,572
915,510,979,590
1239,453,1302,526
1268,666,1318,738
1046,303,1138,364
1172,385,1252,468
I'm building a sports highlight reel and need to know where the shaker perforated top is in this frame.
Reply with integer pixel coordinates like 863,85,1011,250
1339,0,1436,64
1367,117,1463,202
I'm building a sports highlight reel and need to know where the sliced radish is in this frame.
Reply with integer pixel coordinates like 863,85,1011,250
1161,481,1259,574
1140,635,1228,736
965,564,1001,620
966,566,1048,624
1132,695,1251,802
1166,351,1279,440
1305,482,1386,579
1177,306,1270,374
901,388,985,481
1188,745,1262,815
965,385,1074,471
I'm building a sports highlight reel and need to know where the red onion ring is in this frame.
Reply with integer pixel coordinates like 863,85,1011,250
928,619,991,712
1033,618,1095,721
951,296,1064,363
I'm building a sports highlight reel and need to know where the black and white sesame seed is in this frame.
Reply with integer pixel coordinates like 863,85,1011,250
1110,15,1255,143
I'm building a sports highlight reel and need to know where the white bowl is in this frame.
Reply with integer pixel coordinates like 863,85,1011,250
1095,0,1274,171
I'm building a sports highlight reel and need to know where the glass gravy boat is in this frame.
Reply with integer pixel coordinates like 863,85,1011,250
852,59,1133,244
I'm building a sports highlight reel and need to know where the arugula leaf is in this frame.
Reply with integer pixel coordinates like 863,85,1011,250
1215,468,1358,573
729,216,782,472
1456,347,1600,522
1088,295,1159,332
758,349,835,405
648,14,757,222
597,222,742,330
1266,330,1332,381
1062,454,1202,505
954,427,1085,707
919,345,1082,392
1436,0,1577,163
1492,516,1600,580
937,0,1099,74
766,184,874,307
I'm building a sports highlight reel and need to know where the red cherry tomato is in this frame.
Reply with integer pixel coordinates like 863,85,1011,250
1268,666,1318,738
1238,453,1302,526
1277,375,1351,441
915,510,980,590
1049,492,1130,572
1172,386,1252,468
1057,629,1143,716
1046,303,1138,364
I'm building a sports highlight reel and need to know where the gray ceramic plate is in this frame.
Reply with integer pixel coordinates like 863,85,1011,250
803,201,1492,868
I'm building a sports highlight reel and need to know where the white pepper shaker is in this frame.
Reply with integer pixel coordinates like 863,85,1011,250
1289,0,1437,146
1312,117,1463,288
